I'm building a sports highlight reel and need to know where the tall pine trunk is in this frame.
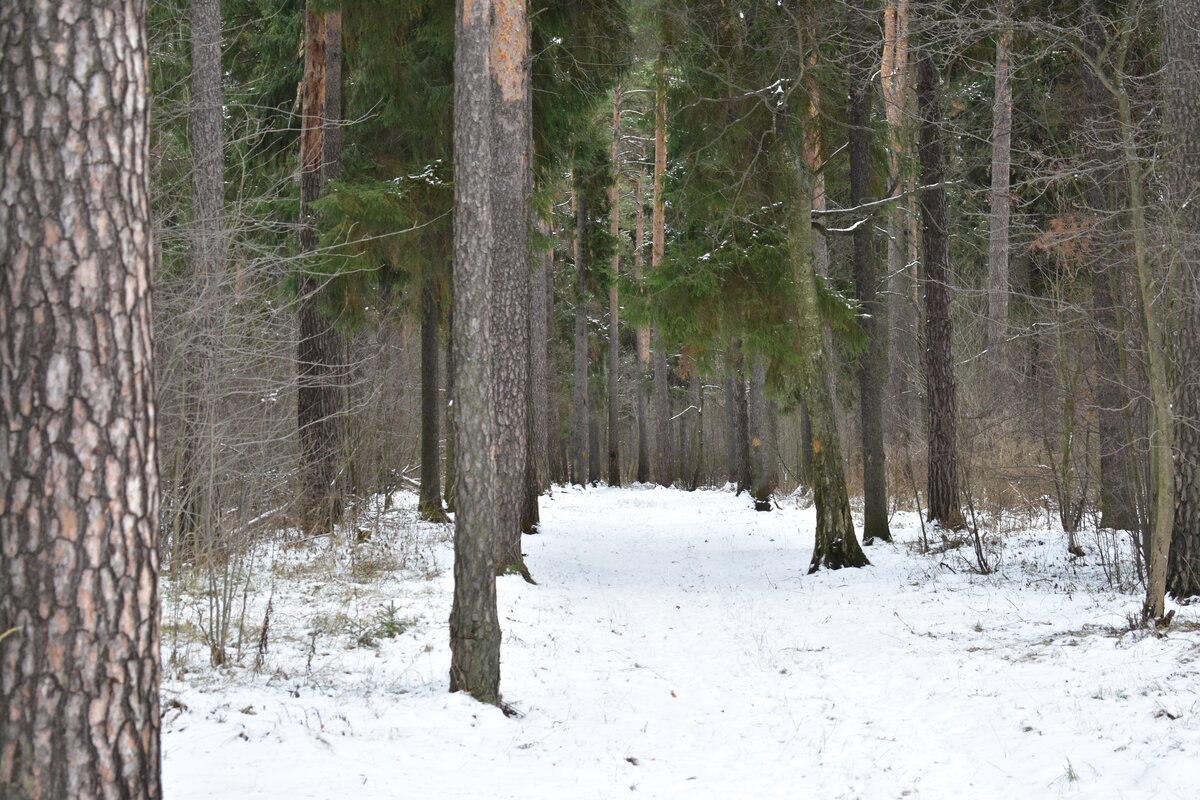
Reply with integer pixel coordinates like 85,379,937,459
449,0,501,705
882,0,916,440
917,54,965,530
986,1,1013,379
607,88,623,486
490,0,533,579
1,1,162,794
652,58,673,487
1164,0,1200,600
847,0,891,542
297,8,346,533
571,178,590,486
634,166,652,483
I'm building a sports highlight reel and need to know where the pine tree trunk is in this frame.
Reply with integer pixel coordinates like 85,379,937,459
607,88,623,486
449,0,501,705
848,0,891,542
634,165,652,484
489,0,533,578
419,275,447,522
572,179,589,487
1,1,162,794
652,58,673,487
986,1,1013,379
297,8,345,533
749,356,773,510
1163,0,1200,601
882,0,914,439
917,54,965,530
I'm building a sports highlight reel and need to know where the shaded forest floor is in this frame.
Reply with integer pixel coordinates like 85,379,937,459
162,486,1200,799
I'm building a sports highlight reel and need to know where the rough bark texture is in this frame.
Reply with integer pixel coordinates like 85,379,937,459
986,1,1013,378
748,357,773,510
607,89,622,486
490,0,533,577
917,55,965,530
419,276,446,522
297,9,346,533
848,0,891,542
0,1,162,796
449,0,501,705
571,180,589,487
1163,0,1200,600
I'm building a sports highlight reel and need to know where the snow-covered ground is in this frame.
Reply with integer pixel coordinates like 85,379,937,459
162,486,1200,799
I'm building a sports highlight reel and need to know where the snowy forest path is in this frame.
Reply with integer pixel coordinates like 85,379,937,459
162,486,1200,799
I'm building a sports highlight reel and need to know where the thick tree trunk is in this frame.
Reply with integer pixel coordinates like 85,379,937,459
297,8,345,533
749,356,773,510
419,275,447,522
607,89,623,486
489,0,533,578
917,55,965,530
0,1,162,795
1163,0,1200,602
449,0,501,705
986,1,1013,378
847,0,891,542
571,179,589,487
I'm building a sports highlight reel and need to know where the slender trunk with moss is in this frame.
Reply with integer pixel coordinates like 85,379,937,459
749,356,773,510
784,143,869,573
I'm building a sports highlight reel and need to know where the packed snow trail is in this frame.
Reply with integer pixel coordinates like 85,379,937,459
163,486,1200,799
